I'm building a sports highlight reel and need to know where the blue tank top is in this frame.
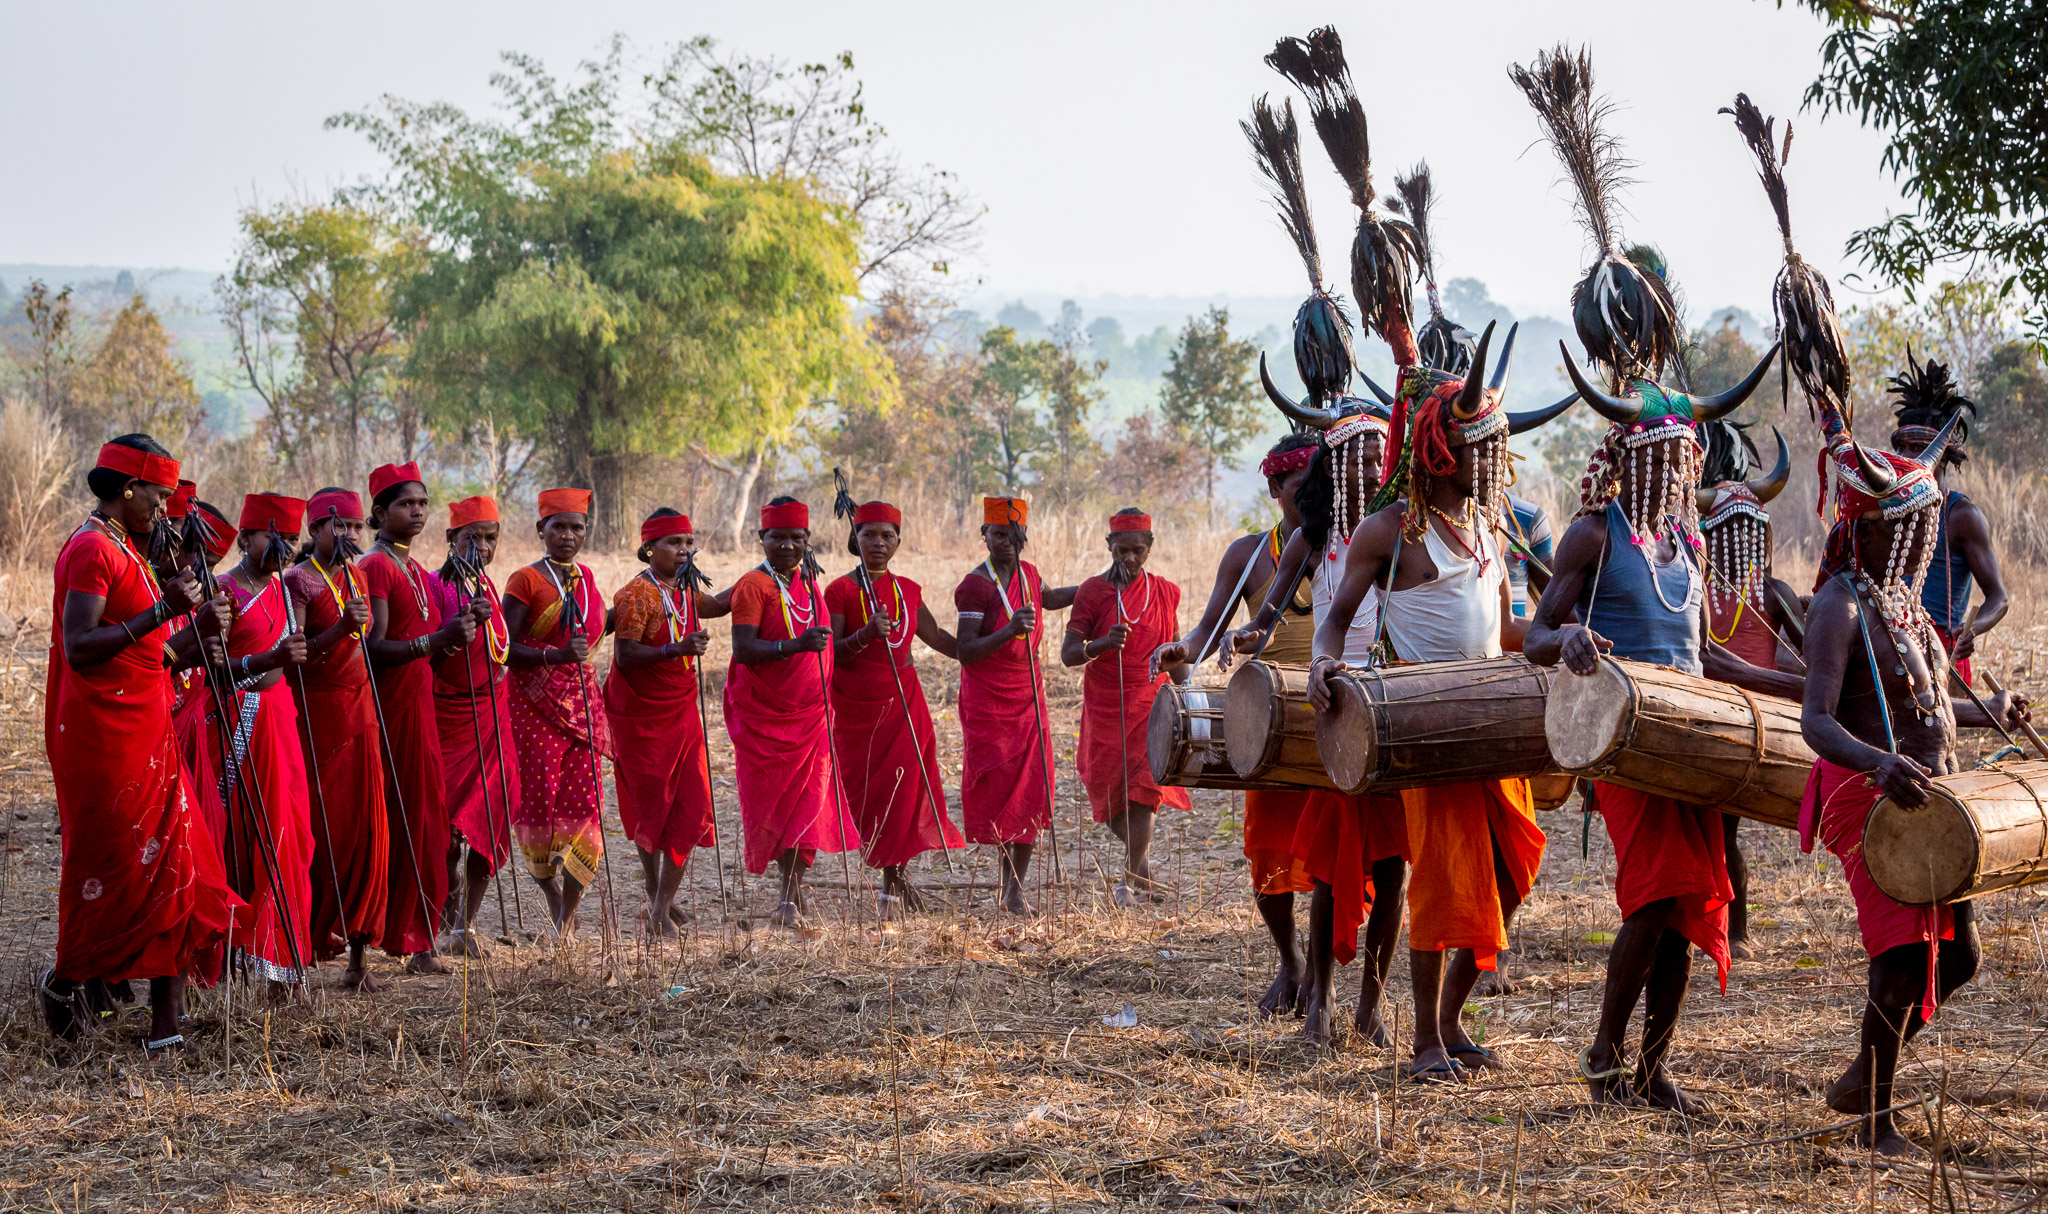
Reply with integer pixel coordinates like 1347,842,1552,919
1919,490,1972,630
1575,501,1703,675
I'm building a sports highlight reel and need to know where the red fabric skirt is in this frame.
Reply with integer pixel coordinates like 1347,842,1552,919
726,661,857,875
436,682,519,874
603,664,715,865
1244,789,1314,896
299,677,390,958
832,661,963,868
376,670,448,957
1291,790,1410,965
508,687,607,885
1592,781,1733,991
1076,670,1192,822
958,657,1054,846
217,683,315,982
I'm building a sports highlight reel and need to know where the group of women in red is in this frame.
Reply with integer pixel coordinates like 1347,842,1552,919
42,436,1190,1055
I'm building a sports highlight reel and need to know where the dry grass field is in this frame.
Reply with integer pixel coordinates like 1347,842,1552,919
4,520,2048,1212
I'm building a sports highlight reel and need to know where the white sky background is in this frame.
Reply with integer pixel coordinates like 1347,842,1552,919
2,0,1906,321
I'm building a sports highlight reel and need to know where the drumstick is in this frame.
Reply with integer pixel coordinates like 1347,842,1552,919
1979,670,2048,762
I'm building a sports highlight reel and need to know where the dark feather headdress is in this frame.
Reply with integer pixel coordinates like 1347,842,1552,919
1267,27,1419,357
1510,46,1681,384
1387,163,1476,375
1697,419,1762,488
1244,95,1355,411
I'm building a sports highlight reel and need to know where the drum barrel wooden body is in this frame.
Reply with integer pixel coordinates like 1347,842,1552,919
1147,682,1267,791
1529,772,1578,813
1222,661,1337,789
1313,655,1559,796
1864,760,2048,905
1544,656,1809,830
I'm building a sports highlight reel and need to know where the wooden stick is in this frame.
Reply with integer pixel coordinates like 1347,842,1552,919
1980,670,2048,761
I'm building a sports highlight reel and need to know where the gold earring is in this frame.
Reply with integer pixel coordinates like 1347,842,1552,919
123,488,134,499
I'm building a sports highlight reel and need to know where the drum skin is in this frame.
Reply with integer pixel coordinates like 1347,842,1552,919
1864,759,2048,905
1148,681,1271,791
1314,655,1559,795
1223,661,1337,789
1545,655,1809,830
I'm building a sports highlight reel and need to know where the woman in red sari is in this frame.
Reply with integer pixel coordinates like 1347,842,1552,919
213,494,315,996
501,488,611,939
361,463,476,974
605,508,731,935
283,487,389,990
169,488,235,865
954,497,1077,916
1062,508,1189,909
726,497,859,927
44,436,237,1055
825,500,962,915
429,495,518,955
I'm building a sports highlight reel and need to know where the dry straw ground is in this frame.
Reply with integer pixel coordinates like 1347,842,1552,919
3,519,2048,1212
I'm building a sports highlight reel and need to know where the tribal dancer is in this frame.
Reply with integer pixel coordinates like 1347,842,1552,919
1722,92,2024,1155
1150,434,1319,1016
954,497,1077,916
1888,354,2006,684
1062,509,1188,908
42,437,237,1054
726,497,860,927
501,488,611,939
825,500,964,916
1517,51,1795,1109
285,488,390,989
430,495,519,953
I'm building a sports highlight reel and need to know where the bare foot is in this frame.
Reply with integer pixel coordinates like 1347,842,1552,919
1581,1044,1642,1107
1000,885,1039,917
887,879,927,913
450,930,489,959
1825,1059,1868,1118
877,893,905,923
1475,969,1518,997
1258,963,1301,1019
1352,1005,1392,1048
405,952,453,976
144,1033,189,1061
1855,1126,1928,1160
1404,1045,1469,1084
1731,940,1755,961
1112,883,1138,910
769,901,805,929
340,965,379,994
1297,985,1331,1046
667,904,689,928
38,969,80,1041
1636,1066,1705,1115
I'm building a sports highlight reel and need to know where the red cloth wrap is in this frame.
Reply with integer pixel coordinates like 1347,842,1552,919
166,480,197,520
955,564,1055,844
725,569,857,873
601,575,714,864
1068,573,1191,821
357,549,449,955
639,514,693,543
1400,779,1546,971
982,497,1028,527
95,442,179,488
367,462,422,502
448,496,498,530
760,501,810,531
1245,789,1315,895
537,487,591,518
47,523,236,982
283,560,391,955
825,572,964,867
1259,447,1316,478
1108,512,1153,532
239,493,305,534
1592,782,1734,992
1708,590,1782,670
427,572,519,874
503,563,611,883
1801,758,1953,1020
1290,791,1410,964
306,490,363,524
851,501,902,528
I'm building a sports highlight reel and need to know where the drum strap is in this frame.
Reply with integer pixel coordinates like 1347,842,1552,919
1251,543,1317,661
1196,529,1272,669
1725,685,1766,809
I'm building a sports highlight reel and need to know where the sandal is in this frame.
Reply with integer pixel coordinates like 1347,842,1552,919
144,1033,186,1059
1448,1044,1501,1068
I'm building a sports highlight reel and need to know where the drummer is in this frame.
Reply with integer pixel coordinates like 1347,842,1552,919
1527,348,1799,1112
1150,433,1320,1018
1306,326,1547,1082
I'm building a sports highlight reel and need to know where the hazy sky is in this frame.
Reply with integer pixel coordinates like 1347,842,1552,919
3,0,1909,320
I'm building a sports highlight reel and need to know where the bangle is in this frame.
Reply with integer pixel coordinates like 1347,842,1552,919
120,616,139,643
774,639,784,657
239,656,253,679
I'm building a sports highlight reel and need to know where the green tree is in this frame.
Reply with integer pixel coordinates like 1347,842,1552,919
1159,306,1262,511
1975,340,2048,455
976,326,1054,495
70,296,203,442
1038,318,1105,503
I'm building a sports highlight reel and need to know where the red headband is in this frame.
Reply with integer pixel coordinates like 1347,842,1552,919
95,442,179,489
306,490,363,524
982,497,1027,527
165,480,197,520
851,501,901,528
537,487,592,518
448,495,498,531
1260,447,1316,478
1109,512,1153,533
641,514,694,543
240,493,306,534
760,501,810,531
368,461,423,501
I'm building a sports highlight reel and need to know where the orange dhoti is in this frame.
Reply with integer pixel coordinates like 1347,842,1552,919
1290,790,1410,965
1399,779,1544,970
1244,790,1313,896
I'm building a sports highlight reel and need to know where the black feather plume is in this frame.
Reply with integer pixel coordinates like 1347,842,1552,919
1244,94,1356,402
1888,349,1978,436
1512,45,1680,383
1389,163,1474,374
1697,419,1761,487
678,548,712,594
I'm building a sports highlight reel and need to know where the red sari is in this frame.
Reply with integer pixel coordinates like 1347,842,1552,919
1068,572,1192,823
46,520,236,983
503,562,610,884
726,567,858,874
954,563,1055,845
603,572,714,864
825,570,964,868
429,571,519,874
284,559,390,958
359,548,449,956
212,575,315,982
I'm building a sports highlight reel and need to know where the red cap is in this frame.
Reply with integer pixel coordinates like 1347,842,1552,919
1108,511,1153,532
165,480,197,520
96,442,180,489
240,493,306,534
306,489,363,524
192,503,235,561
640,513,694,543
1259,446,1315,478
851,501,901,528
760,500,810,531
537,487,592,518
368,462,423,502
448,495,498,530
982,497,1027,527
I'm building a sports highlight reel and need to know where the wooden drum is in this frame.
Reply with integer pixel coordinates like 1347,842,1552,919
1313,655,1559,795
1529,773,1579,813
1864,760,2048,905
1147,681,1266,791
1222,661,1338,789
1544,656,1809,830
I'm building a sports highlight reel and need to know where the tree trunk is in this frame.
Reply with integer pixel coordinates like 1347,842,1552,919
724,441,769,552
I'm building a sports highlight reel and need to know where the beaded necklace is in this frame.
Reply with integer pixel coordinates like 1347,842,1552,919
756,562,815,636
1425,503,1491,576
855,568,912,651
373,538,431,623
539,559,596,640
84,514,162,598
1112,570,1152,625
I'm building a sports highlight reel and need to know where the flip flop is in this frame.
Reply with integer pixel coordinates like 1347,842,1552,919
1402,1061,1466,1085
144,1034,186,1059
1449,1044,1500,1067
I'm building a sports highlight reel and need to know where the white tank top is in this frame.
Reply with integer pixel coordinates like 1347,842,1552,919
1382,518,1504,662
1313,531,1382,664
